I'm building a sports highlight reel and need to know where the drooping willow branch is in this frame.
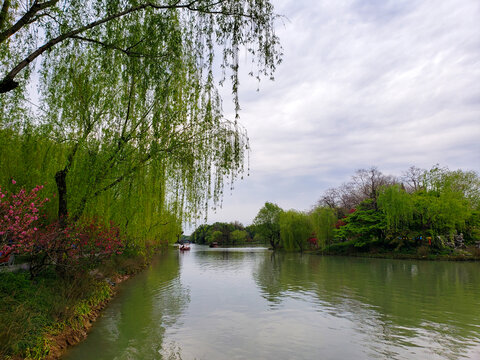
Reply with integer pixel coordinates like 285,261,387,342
0,0,258,93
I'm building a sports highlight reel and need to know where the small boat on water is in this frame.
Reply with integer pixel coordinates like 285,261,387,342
179,244,190,251
209,242,218,248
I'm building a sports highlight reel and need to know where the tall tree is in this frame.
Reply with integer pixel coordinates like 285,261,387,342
351,167,396,208
377,184,414,233
318,167,396,217
253,202,283,249
309,206,336,249
279,210,312,252
401,166,425,193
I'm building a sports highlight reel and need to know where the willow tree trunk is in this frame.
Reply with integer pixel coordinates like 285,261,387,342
55,169,68,227
54,168,68,277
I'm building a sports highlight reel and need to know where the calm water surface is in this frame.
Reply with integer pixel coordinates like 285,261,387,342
63,245,480,359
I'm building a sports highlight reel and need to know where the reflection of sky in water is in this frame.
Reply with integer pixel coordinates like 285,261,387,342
64,247,480,360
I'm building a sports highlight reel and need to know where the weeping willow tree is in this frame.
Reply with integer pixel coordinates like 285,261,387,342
0,125,62,219
412,168,478,239
309,206,336,249
40,32,247,240
0,0,282,244
378,171,479,246
377,185,413,233
377,185,414,249
279,210,312,252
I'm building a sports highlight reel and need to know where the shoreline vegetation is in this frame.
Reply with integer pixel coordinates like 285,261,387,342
0,249,160,360
190,165,480,261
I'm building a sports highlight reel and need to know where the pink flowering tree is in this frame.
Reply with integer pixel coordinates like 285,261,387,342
0,181,49,256
1,181,123,278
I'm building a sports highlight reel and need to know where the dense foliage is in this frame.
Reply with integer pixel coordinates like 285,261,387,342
323,166,480,254
190,221,258,246
253,202,283,249
278,210,312,252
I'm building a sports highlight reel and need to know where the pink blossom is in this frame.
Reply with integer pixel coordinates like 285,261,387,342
11,179,16,184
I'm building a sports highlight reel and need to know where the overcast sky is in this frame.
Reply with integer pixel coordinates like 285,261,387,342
196,0,480,232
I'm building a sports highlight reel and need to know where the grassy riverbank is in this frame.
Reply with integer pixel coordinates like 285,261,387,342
0,253,154,360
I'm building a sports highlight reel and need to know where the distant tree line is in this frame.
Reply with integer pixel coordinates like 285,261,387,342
194,165,479,255
189,221,268,246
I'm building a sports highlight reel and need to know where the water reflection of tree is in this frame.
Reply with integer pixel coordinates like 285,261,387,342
253,252,284,306
192,249,259,272
65,252,189,360
253,253,480,358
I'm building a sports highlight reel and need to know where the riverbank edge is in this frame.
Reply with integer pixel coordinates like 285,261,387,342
3,251,161,360
42,272,131,360
312,250,480,261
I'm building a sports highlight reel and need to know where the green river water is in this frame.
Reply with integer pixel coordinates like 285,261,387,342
63,245,480,359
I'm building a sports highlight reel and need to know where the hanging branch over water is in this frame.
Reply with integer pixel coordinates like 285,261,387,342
0,0,281,94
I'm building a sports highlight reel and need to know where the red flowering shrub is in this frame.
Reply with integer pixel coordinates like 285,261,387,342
307,236,318,248
1,181,124,277
68,217,125,262
335,219,346,229
26,218,124,277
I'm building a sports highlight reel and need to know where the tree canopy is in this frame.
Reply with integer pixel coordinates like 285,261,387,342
279,210,312,252
0,0,281,97
253,202,283,249
189,221,257,245
327,166,480,252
